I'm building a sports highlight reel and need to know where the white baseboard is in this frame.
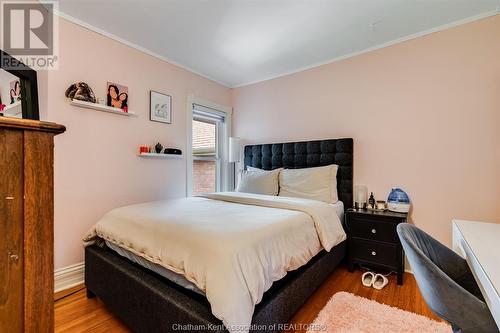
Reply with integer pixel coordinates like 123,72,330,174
54,262,85,293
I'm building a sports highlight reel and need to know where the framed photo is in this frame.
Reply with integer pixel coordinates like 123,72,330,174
107,82,129,111
0,49,40,120
150,90,172,124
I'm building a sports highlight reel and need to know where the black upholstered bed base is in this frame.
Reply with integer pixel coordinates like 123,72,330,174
85,241,346,333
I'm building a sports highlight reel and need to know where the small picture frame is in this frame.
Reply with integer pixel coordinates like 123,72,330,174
150,90,172,124
107,82,129,111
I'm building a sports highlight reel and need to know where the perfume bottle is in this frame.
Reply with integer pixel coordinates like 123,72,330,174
368,192,375,209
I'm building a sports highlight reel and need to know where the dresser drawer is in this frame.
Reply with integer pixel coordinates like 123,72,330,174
350,238,397,268
348,216,398,243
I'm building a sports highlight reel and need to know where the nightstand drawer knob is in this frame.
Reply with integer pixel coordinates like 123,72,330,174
371,251,377,256
371,229,377,234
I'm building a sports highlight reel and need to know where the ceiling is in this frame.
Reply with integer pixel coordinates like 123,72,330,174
56,0,499,87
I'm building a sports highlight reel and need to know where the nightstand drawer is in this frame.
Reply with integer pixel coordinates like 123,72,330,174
348,217,398,243
350,238,397,267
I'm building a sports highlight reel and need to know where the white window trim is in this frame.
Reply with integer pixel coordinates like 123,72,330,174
186,95,232,197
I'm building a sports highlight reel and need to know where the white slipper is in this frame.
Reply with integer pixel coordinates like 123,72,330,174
372,274,389,290
361,271,375,287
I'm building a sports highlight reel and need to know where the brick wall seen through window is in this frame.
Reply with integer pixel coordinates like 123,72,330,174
192,120,216,195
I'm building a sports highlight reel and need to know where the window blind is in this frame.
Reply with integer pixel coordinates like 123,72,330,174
192,103,225,123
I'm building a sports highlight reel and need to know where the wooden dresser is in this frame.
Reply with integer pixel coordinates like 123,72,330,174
0,117,65,332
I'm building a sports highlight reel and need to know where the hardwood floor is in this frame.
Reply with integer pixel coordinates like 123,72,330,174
55,288,129,333
55,265,440,332
289,266,441,332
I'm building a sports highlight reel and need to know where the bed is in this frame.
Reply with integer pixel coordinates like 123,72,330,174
84,138,353,332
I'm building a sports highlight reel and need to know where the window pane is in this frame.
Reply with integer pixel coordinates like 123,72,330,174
192,120,217,195
192,160,216,195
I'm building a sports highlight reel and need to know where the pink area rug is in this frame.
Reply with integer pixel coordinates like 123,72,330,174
307,292,450,333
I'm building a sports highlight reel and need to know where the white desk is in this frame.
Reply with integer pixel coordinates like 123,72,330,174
452,220,500,330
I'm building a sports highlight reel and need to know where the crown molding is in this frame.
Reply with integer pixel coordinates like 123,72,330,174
232,11,499,88
53,10,231,88
52,8,498,89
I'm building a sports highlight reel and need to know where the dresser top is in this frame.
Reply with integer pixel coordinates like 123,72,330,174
0,117,65,134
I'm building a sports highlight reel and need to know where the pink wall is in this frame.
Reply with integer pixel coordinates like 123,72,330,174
46,18,231,269
232,16,500,246
42,15,500,268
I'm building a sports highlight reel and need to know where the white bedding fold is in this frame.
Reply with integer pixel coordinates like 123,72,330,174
83,192,346,333
201,192,346,251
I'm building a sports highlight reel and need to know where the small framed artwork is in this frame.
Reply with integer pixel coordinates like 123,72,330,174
150,90,172,124
107,82,129,112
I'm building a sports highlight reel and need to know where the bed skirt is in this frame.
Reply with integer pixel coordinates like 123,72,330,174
85,241,346,333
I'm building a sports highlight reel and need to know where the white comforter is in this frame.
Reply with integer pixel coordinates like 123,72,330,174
83,192,346,333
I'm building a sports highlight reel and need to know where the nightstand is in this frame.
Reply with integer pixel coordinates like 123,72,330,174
345,208,408,285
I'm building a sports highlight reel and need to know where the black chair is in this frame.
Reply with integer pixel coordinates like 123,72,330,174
396,223,498,333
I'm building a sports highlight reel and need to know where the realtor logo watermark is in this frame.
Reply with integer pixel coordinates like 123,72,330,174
1,0,59,70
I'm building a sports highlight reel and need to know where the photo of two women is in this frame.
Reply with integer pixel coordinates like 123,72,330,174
106,82,128,111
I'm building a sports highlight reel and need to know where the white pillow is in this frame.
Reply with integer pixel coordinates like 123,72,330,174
236,168,282,196
279,165,339,203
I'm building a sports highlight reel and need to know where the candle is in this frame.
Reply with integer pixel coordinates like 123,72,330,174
354,185,368,209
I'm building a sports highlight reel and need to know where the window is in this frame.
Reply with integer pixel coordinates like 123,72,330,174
192,119,217,195
187,99,231,196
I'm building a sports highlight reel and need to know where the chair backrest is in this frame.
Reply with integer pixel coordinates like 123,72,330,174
397,223,497,333
398,223,472,288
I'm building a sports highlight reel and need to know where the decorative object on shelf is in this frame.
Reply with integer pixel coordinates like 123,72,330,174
138,145,182,158
155,142,163,153
163,148,182,155
368,192,375,209
354,185,368,210
106,82,128,111
150,90,172,124
376,200,387,211
97,96,106,105
65,82,96,103
387,188,411,213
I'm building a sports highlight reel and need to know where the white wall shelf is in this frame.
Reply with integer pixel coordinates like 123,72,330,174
70,99,137,117
137,153,182,158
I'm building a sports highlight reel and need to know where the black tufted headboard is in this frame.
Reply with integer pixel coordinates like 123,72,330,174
244,138,353,207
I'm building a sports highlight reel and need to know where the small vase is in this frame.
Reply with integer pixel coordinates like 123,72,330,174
155,142,163,154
